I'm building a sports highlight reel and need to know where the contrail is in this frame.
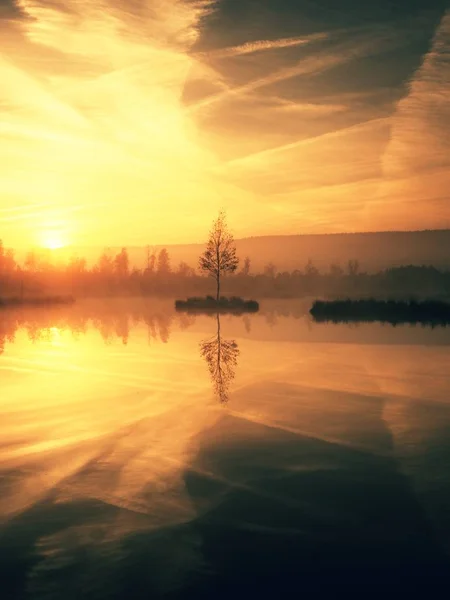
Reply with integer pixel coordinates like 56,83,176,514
188,26,413,114
220,117,389,170
187,52,346,113
196,32,328,59
380,10,450,178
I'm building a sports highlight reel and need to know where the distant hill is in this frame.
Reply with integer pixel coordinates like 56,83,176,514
69,229,450,273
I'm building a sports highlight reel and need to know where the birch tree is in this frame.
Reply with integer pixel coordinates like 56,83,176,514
199,211,239,302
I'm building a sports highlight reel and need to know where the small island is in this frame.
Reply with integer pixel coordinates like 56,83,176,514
175,212,259,314
175,296,259,314
310,298,450,326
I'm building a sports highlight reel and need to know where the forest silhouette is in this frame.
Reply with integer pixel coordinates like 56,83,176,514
2,240,450,300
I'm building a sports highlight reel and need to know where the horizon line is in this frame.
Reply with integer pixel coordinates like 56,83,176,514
4,227,450,251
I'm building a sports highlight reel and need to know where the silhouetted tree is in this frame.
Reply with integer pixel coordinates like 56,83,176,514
177,261,194,277
25,251,37,273
199,211,239,302
241,256,251,276
114,248,129,277
263,263,277,278
67,256,87,275
200,312,240,403
347,259,360,276
5,249,15,272
98,249,114,275
157,248,171,275
145,246,156,274
305,259,319,277
0,242,15,277
330,263,344,277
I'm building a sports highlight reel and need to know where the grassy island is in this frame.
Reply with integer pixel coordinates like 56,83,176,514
310,298,450,326
175,296,259,314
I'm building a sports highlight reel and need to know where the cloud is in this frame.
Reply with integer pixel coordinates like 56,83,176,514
16,0,216,52
195,32,328,59
187,24,418,115
221,117,389,170
366,166,450,230
0,0,18,19
367,10,450,228
2,1,266,246
188,53,347,113
267,97,346,115
381,9,450,177
1,1,449,244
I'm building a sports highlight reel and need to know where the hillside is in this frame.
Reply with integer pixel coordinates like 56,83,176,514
60,229,450,273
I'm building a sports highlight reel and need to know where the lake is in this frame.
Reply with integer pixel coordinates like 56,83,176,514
1,299,450,598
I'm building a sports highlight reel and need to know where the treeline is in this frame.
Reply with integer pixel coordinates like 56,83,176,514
1,241,450,299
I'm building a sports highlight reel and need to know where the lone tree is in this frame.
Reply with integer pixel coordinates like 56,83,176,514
199,211,239,302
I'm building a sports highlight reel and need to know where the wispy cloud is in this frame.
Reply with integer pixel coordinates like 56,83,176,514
221,117,389,170
0,2,448,243
369,10,450,229
195,32,327,59
16,0,216,54
2,1,258,245
267,98,346,115
188,54,345,113
187,25,414,114
381,9,450,177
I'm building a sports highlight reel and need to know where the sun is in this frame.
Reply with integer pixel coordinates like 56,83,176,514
40,230,66,250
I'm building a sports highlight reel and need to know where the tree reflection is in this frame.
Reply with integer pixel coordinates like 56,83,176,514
200,313,240,404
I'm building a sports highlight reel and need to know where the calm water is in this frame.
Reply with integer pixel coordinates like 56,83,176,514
1,299,450,598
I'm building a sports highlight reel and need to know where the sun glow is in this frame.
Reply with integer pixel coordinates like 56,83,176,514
40,231,66,250
0,1,448,247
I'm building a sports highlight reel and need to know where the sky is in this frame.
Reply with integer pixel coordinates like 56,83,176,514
0,0,449,248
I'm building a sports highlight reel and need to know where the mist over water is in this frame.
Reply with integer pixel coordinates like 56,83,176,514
0,299,449,597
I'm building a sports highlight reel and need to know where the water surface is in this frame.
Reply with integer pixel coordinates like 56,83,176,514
1,299,450,598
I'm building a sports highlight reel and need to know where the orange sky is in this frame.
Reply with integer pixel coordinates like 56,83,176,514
0,1,449,249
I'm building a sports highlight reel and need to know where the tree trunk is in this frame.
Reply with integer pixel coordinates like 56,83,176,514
216,273,220,303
